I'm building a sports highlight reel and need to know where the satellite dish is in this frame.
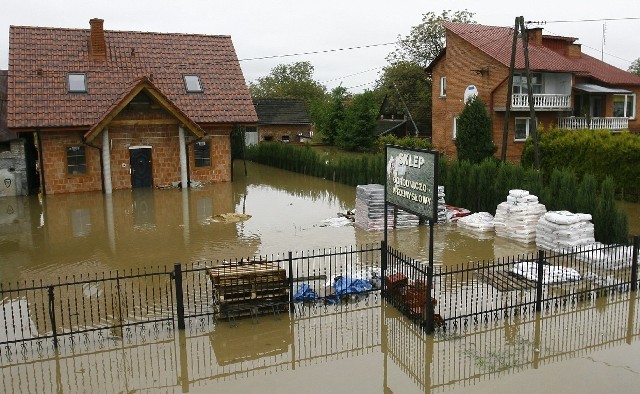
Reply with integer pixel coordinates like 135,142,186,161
464,85,478,103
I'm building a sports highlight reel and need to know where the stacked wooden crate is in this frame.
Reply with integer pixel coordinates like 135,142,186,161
207,261,289,319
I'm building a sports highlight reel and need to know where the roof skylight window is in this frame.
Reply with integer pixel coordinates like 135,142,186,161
184,75,203,93
68,73,87,93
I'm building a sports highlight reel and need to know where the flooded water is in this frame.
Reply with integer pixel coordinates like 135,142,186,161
1,160,640,393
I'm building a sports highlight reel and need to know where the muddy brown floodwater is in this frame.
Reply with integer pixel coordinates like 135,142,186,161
1,161,639,393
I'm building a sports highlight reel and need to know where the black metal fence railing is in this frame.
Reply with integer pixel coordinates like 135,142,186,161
1,237,638,354
384,236,639,333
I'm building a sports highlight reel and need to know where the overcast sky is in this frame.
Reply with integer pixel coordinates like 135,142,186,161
2,0,639,93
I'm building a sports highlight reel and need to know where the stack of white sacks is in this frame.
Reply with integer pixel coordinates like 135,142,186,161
437,186,447,223
457,212,495,233
354,184,419,230
355,184,392,230
494,189,547,243
536,211,595,252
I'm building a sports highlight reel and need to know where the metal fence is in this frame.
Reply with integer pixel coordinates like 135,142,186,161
1,237,638,354
1,244,382,354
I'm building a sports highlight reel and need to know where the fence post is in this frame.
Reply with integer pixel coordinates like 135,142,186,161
425,266,435,335
173,263,186,330
631,236,639,292
288,252,294,313
535,250,545,312
381,241,387,296
47,285,58,350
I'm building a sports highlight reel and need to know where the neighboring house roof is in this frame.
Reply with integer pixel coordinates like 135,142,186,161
436,22,640,86
253,99,311,125
376,119,407,136
7,20,258,130
0,70,13,142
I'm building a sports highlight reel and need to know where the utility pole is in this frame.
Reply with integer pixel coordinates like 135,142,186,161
519,17,540,169
501,17,519,162
500,16,540,169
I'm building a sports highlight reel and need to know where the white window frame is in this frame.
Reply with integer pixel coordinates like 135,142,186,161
68,73,87,93
183,75,203,93
440,76,447,97
514,117,537,141
613,94,636,119
452,116,458,140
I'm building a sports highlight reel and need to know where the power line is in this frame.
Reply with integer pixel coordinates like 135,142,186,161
527,17,640,24
238,42,396,63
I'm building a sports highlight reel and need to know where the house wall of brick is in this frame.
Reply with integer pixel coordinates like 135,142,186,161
40,131,103,195
40,104,234,194
431,32,510,159
191,125,232,183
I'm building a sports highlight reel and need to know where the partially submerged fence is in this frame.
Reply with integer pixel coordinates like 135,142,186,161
1,238,638,354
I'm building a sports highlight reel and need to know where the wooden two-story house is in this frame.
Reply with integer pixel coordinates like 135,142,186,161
426,22,640,161
7,19,257,194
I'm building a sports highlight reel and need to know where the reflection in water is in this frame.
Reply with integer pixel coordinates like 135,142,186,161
2,293,639,393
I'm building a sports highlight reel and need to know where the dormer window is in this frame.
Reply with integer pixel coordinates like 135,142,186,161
68,73,87,92
184,75,203,93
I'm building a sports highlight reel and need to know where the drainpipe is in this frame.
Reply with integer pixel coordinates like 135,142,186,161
178,126,188,188
490,76,509,114
82,136,105,194
35,128,46,196
101,128,113,194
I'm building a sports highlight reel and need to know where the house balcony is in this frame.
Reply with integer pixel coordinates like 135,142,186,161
512,94,571,110
557,117,629,131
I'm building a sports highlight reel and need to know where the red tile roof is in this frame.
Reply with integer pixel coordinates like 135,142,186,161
7,22,258,129
442,22,640,86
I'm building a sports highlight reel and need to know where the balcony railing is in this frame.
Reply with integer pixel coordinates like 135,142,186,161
557,117,629,131
512,94,571,110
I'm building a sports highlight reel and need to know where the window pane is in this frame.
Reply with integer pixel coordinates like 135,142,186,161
194,141,210,167
626,95,635,118
613,95,625,117
67,146,87,174
514,119,528,140
184,75,203,92
68,73,87,92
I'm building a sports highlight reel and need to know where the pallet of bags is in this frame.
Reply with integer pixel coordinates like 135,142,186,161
574,243,637,270
437,186,447,223
494,189,546,243
536,211,595,252
457,212,495,233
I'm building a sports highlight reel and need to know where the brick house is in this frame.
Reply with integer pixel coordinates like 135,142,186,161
251,98,312,143
7,19,257,194
426,22,640,161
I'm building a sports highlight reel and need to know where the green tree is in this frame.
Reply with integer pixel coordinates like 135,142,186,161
374,61,432,136
336,91,378,152
628,58,640,76
455,97,496,163
309,86,349,145
248,61,326,102
386,9,475,67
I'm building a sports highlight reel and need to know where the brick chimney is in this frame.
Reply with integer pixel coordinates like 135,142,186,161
565,43,582,58
528,28,543,46
89,18,106,61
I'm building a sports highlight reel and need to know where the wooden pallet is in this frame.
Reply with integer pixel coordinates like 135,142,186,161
207,262,289,319
476,270,537,292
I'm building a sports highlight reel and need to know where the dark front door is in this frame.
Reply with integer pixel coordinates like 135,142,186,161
129,147,153,188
